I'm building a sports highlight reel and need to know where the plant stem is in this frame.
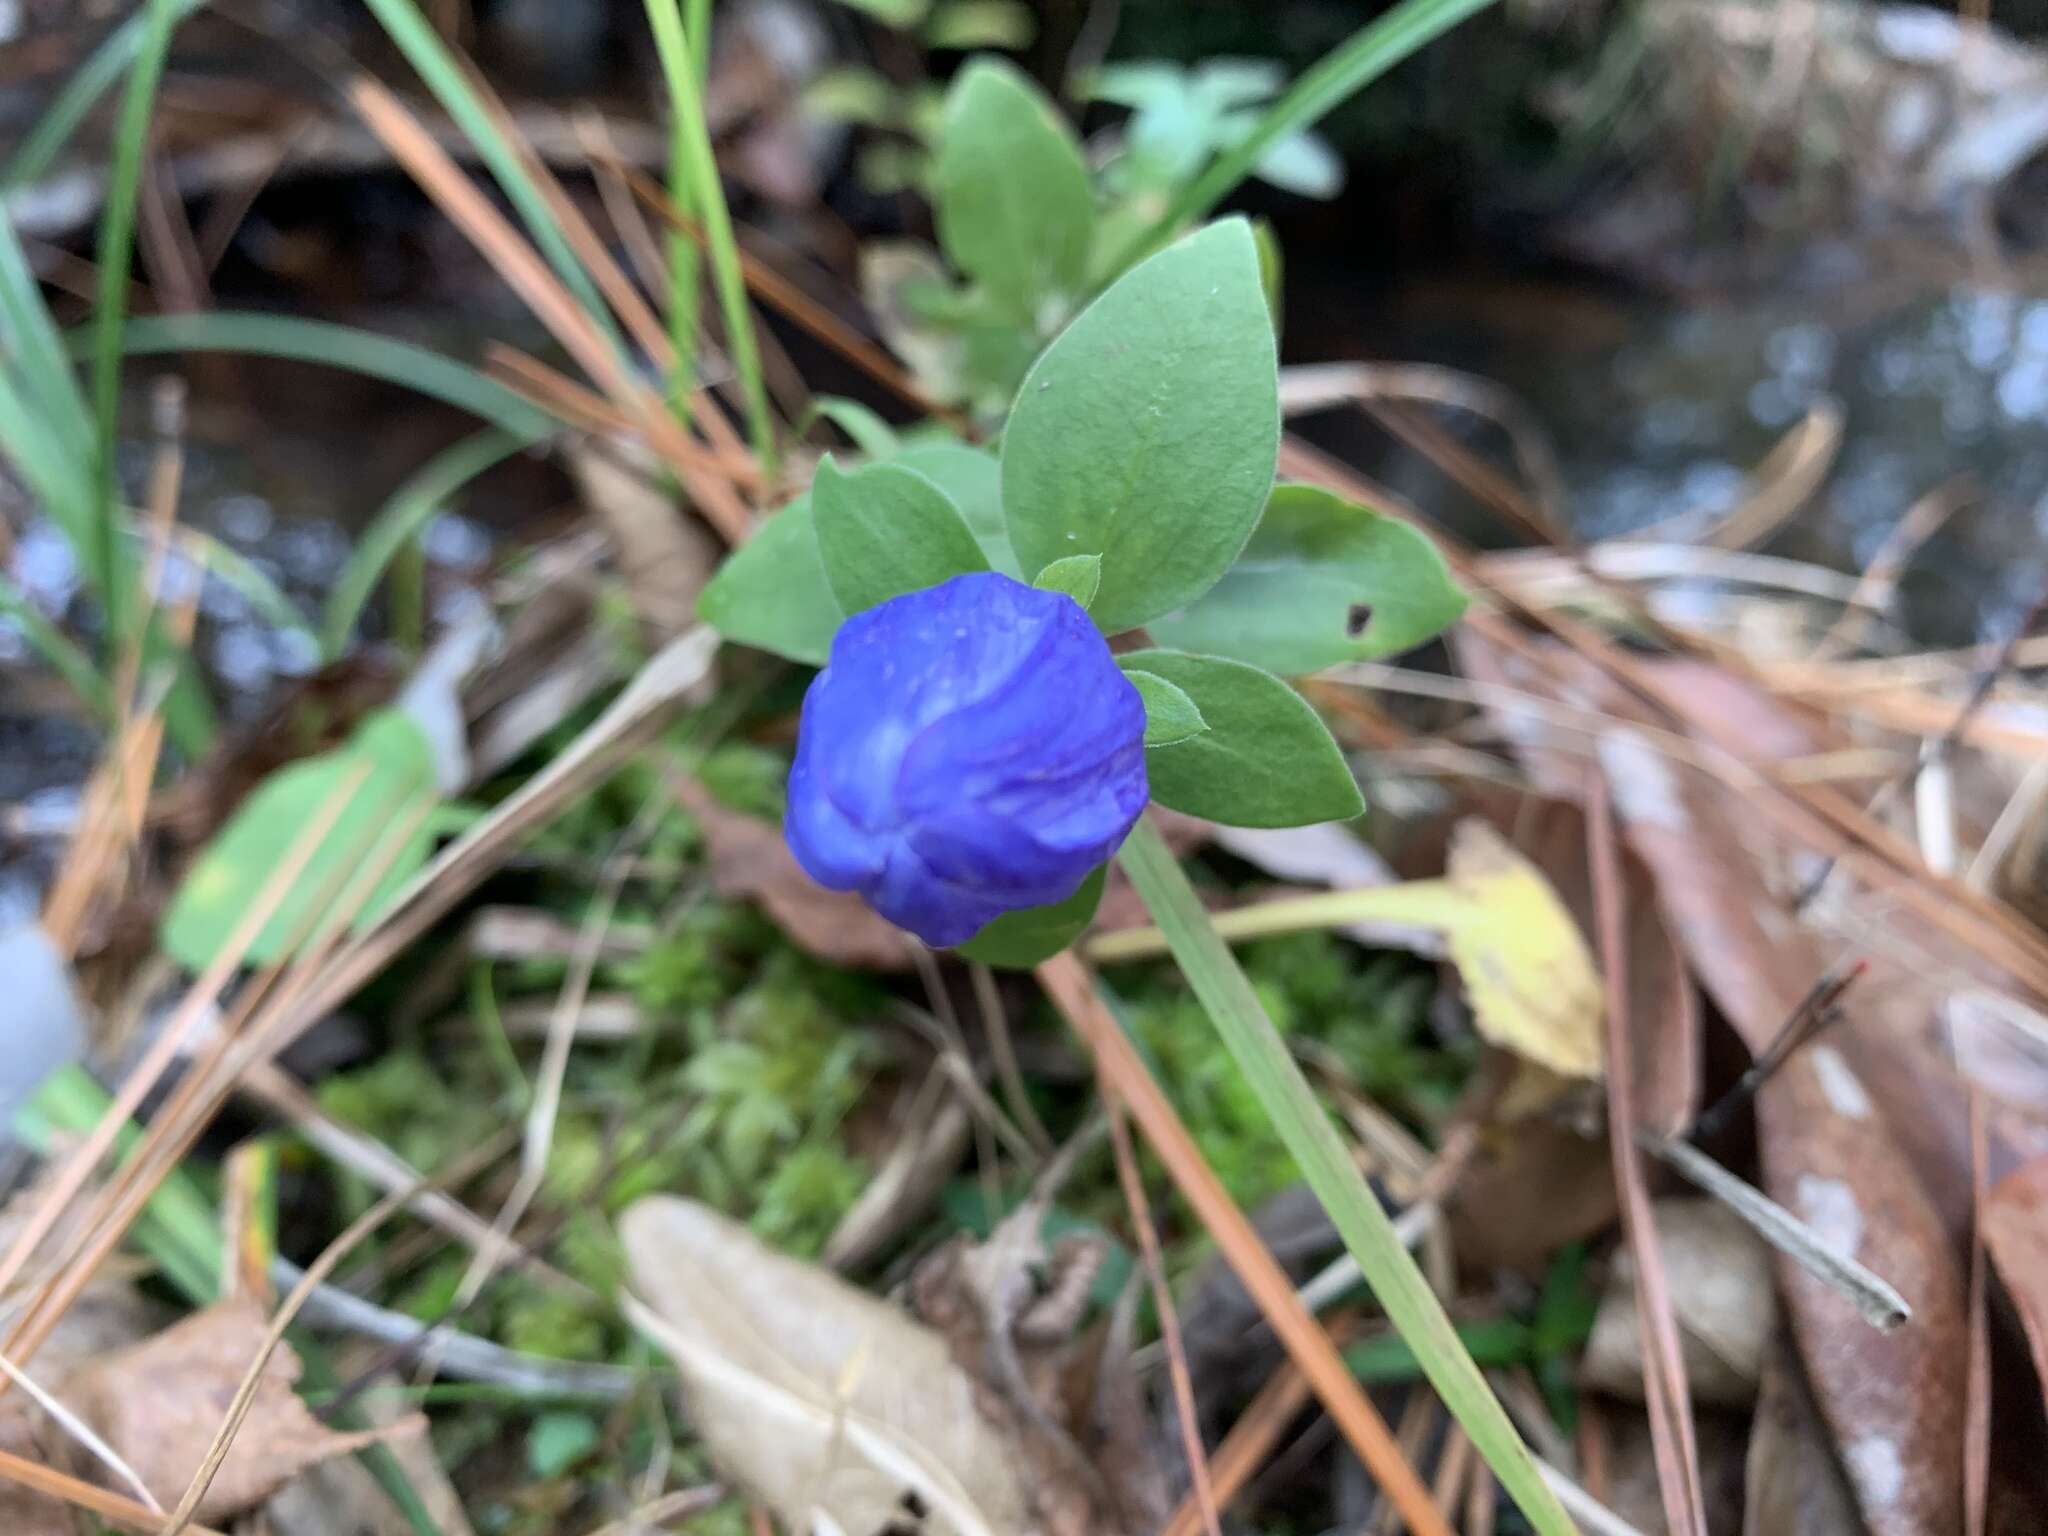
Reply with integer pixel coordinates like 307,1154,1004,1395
1119,0,1500,272
643,0,777,475
1115,816,1575,1536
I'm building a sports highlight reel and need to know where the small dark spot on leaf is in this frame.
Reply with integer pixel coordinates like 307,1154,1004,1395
1347,603,1375,637
900,1491,930,1519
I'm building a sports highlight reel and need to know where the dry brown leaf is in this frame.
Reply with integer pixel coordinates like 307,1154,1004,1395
620,1196,1040,1536
1445,794,1699,1271
65,1299,420,1523
1580,1200,1777,1409
672,778,911,970
566,434,720,638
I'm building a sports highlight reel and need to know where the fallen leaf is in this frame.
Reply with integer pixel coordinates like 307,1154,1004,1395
66,1299,419,1523
567,434,719,638
620,1196,1039,1536
1580,1199,1776,1409
673,779,911,970
1598,1406,1749,1536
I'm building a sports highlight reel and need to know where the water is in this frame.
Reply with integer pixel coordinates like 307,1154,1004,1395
1292,271,2048,646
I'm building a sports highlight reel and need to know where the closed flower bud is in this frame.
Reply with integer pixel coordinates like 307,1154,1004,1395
785,572,1148,946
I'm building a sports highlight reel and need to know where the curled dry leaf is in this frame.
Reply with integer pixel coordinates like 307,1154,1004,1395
1444,795,1699,1271
672,778,911,970
65,1299,420,1523
619,1196,1038,1536
1580,1199,1776,1409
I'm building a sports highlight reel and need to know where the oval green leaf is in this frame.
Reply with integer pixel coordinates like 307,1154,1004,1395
697,494,843,666
1032,553,1101,608
954,864,1107,968
1150,483,1467,675
934,58,1095,319
812,454,989,615
162,709,439,972
1119,649,1361,827
1001,219,1279,633
1123,666,1207,746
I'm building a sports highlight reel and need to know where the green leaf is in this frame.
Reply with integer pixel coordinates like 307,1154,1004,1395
1119,650,1361,826
812,454,989,614
954,865,1106,967
934,59,1095,319
801,65,900,128
526,1412,602,1479
922,0,1036,49
1001,220,1279,633
697,495,843,666
890,439,1017,577
1124,667,1208,746
805,395,901,457
1032,553,1101,608
1149,484,1466,675
323,428,525,660
162,710,439,972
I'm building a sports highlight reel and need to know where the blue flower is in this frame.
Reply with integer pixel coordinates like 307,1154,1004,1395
785,572,1148,946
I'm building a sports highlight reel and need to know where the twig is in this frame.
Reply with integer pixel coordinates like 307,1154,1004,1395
1100,1086,1221,1536
275,1257,642,1398
1638,1131,1911,1329
1689,959,1865,1143
972,961,1054,1156
577,1483,727,1536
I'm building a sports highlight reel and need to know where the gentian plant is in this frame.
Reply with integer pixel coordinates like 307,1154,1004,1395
702,42,1575,1536
705,217,1463,965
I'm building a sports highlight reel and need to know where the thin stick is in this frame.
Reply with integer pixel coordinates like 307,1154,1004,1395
1037,954,1455,1536
1101,1086,1221,1536
1689,960,1866,1143
1639,1131,1910,1329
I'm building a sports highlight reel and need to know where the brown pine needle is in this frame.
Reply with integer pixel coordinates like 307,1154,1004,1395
1037,953,1454,1536
1587,775,1707,1536
0,1449,226,1536
1101,1086,1221,1536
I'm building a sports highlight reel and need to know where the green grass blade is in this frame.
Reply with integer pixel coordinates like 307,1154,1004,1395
643,0,777,471
359,0,622,356
0,360,99,555
1116,816,1575,1536
0,573,112,721
0,211,93,462
1120,0,1499,271
0,0,209,188
90,0,186,643
322,428,525,659
656,0,714,407
101,313,557,438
